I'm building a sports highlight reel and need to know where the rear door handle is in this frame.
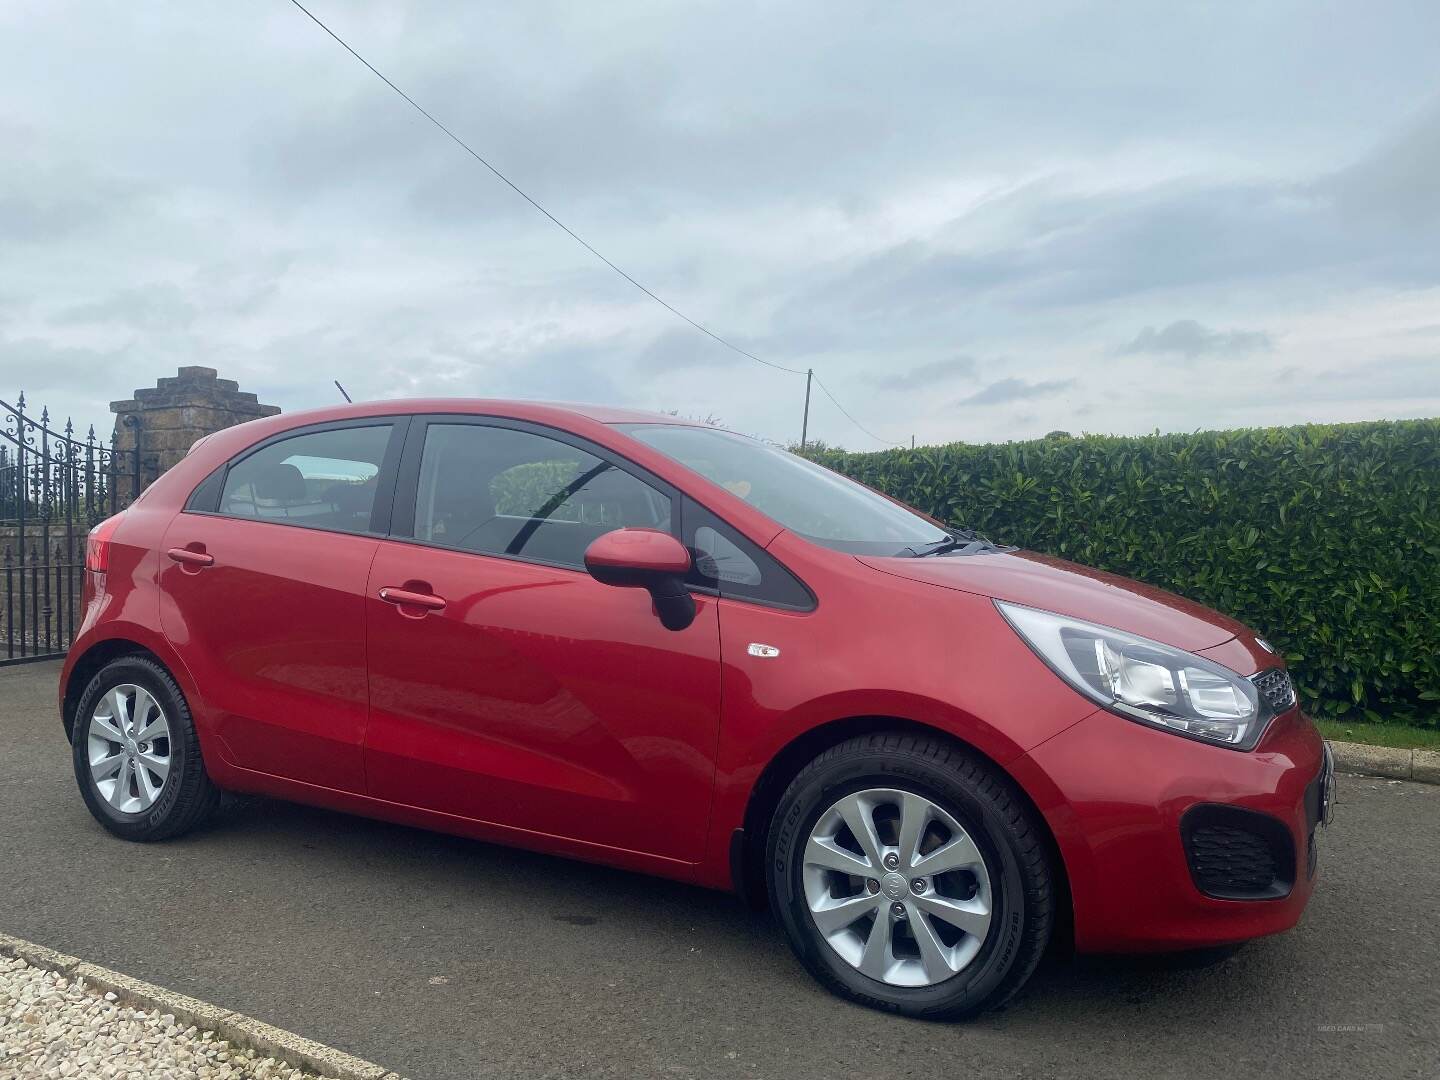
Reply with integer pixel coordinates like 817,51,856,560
378,587,446,611
167,547,214,568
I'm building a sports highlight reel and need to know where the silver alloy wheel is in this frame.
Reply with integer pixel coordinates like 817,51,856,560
802,787,993,987
87,683,172,814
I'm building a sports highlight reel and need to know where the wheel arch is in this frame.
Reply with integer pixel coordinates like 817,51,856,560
61,635,190,741
734,714,1074,952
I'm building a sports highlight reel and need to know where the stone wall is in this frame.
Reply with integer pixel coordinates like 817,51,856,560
110,367,280,486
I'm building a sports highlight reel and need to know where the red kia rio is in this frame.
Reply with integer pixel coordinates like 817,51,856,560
60,400,1333,1018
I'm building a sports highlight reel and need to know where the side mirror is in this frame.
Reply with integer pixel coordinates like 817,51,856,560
583,528,697,631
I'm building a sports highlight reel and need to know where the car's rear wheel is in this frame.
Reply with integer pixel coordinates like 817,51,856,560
71,655,220,841
766,733,1054,1019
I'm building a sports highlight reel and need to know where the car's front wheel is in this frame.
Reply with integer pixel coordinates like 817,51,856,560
766,733,1054,1019
71,655,220,841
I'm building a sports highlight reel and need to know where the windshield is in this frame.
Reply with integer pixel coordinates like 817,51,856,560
619,424,949,555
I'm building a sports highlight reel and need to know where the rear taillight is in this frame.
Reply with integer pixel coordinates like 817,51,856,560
85,514,123,573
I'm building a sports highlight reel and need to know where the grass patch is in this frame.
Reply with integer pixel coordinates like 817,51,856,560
1316,718,1440,751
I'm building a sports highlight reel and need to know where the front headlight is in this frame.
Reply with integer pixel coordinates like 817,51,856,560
996,600,1266,750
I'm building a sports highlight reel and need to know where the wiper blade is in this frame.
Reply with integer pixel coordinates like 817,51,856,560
904,535,964,558
903,528,1007,558
904,532,973,558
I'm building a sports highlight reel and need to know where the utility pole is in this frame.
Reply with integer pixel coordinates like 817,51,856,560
800,368,813,451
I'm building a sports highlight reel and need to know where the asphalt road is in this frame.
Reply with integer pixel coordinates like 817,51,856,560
3,661,1437,1080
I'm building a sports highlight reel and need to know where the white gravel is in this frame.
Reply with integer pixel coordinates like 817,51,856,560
0,955,331,1080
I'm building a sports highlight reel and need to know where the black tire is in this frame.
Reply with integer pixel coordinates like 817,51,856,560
71,655,221,841
765,733,1054,1019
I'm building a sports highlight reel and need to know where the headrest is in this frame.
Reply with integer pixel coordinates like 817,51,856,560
254,463,307,502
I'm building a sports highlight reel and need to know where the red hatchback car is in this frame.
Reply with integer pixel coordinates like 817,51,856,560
60,400,1333,1018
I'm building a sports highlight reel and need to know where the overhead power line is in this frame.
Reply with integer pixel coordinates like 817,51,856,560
288,0,906,445
814,376,906,447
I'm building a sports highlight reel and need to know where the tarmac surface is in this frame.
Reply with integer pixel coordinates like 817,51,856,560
3,659,1436,1079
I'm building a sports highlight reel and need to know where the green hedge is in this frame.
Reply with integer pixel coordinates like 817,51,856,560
810,419,1440,727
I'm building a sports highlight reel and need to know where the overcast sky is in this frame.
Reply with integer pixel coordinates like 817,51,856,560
3,2,1439,449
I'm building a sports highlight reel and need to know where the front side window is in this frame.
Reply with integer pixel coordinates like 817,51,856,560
683,500,813,609
620,424,948,556
218,424,393,534
414,423,670,568
694,525,762,587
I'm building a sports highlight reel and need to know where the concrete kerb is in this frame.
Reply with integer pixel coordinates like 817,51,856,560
1329,739,1440,784
0,932,405,1080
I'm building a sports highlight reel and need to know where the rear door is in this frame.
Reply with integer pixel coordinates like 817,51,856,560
362,417,722,863
159,419,406,793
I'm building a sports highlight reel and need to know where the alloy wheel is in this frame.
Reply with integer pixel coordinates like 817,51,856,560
802,787,993,987
87,683,172,814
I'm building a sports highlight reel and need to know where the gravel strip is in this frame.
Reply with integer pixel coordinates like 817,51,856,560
0,955,333,1080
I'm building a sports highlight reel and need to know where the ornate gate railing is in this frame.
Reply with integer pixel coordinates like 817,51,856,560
1,394,141,665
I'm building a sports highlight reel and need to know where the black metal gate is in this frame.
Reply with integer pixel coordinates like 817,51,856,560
1,394,141,665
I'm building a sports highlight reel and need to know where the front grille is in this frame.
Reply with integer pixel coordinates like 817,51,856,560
1253,668,1297,713
1181,805,1295,900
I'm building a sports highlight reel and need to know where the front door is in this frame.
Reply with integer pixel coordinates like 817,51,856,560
159,420,402,793
363,418,722,863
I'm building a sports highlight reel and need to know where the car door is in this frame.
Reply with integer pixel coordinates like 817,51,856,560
363,417,722,863
159,418,407,793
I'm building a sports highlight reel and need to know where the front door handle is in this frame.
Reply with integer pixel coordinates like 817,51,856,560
378,586,447,611
167,547,214,568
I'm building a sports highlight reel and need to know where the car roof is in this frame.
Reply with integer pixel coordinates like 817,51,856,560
512,400,706,425
247,399,707,428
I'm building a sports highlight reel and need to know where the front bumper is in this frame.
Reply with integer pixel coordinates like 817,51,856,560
1010,705,1327,953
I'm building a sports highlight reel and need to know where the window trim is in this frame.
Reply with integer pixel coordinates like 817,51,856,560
389,413,816,611
182,416,411,539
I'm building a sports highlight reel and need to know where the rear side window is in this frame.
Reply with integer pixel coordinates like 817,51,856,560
413,423,671,569
218,425,393,535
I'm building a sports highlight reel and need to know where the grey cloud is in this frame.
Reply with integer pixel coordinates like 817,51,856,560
262,91,451,207
192,256,296,317
776,123,1440,339
1327,101,1440,225
56,285,197,332
0,187,134,246
0,294,25,330
338,329,629,406
631,327,745,375
967,188,1314,309
0,336,141,425
4,3,1440,448
957,378,1074,407
249,4,1440,232
1275,355,1440,404
473,339,627,405
873,355,977,391
258,20,900,228
0,129,147,246
1119,319,1272,359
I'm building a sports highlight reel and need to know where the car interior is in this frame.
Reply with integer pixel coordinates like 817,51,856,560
415,426,671,567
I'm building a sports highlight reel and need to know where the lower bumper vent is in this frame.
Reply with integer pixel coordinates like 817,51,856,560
1181,805,1296,901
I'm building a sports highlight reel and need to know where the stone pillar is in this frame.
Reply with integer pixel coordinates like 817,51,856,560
110,367,280,489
